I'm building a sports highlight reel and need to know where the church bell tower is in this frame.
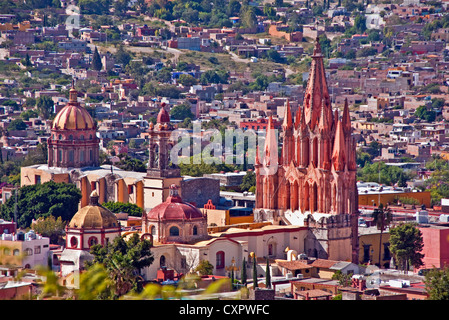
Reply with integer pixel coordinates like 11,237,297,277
143,104,182,210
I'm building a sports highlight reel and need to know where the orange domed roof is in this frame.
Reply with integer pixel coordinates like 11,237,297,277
52,85,95,130
52,104,95,130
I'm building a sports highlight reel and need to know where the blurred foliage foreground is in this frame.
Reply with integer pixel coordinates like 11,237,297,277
36,264,246,300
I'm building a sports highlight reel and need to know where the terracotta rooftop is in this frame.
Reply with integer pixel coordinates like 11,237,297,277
311,259,340,269
276,260,311,270
295,289,333,298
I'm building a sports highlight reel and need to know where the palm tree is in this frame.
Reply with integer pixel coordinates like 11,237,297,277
371,204,393,268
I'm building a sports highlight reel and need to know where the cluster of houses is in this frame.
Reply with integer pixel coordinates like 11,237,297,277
2,0,449,300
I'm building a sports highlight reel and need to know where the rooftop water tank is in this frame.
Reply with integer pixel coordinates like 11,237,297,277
26,230,36,240
16,231,25,241
416,210,428,224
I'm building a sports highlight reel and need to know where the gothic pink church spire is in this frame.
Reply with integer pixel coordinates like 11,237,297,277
303,37,331,130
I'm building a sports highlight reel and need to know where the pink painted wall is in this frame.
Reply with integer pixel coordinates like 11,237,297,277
419,226,449,270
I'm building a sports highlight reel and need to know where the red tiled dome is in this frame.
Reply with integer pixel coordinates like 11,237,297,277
146,185,203,221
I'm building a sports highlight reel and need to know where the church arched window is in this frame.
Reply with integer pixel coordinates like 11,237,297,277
70,237,78,248
88,237,98,247
193,225,198,235
169,226,179,236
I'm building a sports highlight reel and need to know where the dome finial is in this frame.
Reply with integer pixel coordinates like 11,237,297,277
69,80,78,104
169,184,179,197
90,190,99,206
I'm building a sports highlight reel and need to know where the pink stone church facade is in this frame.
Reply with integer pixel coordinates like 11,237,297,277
254,38,359,264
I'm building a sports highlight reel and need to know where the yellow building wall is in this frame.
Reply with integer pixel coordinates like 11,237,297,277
136,181,144,209
98,177,106,204
229,214,254,225
20,167,69,187
202,208,255,227
359,232,391,267
358,191,431,208
0,241,23,266
316,269,335,279
202,208,228,226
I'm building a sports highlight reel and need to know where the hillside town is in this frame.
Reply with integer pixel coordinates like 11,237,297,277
1,0,449,304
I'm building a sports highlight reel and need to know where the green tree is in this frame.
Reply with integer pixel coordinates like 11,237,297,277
0,181,82,229
357,162,410,187
7,118,27,131
200,69,229,85
36,95,54,120
170,103,194,120
371,204,393,268
424,267,449,300
414,105,436,122
102,201,143,216
332,270,353,286
266,49,284,63
389,223,424,273
265,258,271,289
92,46,103,71
354,14,367,34
115,154,146,172
227,0,241,16
241,257,247,286
195,259,214,275
252,253,258,288
77,263,114,300
21,109,38,121
87,233,154,297
240,171,256,192
115,46,132,67
78,0,110,15
240,6,257,28
32,215,66,245
356,150,372,168
177,74,198,87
